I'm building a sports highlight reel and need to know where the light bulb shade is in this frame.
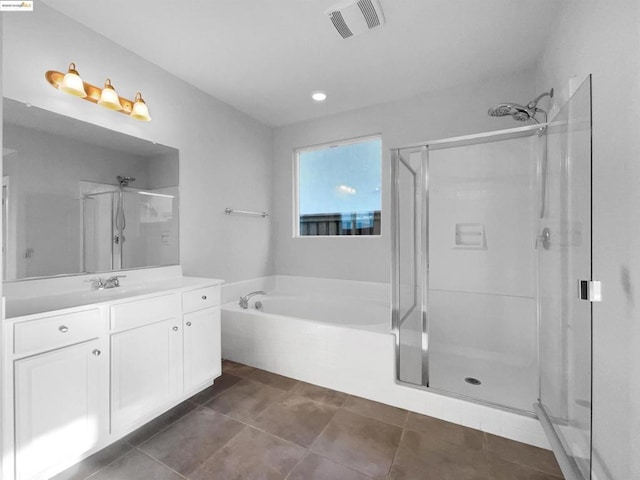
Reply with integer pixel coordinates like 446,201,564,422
59,63,87,98
130,92,151,121
97,79,123,111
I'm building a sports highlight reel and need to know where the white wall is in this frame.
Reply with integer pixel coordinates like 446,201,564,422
2,4,274,283
272,70,539,282
536,1,640,479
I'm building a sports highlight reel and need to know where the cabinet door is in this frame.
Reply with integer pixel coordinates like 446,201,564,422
183,306,221,392
14,339,107,480
110,318,182,433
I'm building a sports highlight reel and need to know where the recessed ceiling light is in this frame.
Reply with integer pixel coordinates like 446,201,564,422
312,91,327,102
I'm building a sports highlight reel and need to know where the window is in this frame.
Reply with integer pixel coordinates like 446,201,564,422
295,135,381,236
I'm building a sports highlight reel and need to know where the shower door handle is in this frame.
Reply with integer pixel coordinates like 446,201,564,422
578,280,602,302
536,227,551,250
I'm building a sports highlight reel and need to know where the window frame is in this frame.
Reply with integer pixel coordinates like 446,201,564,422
293,133,382,238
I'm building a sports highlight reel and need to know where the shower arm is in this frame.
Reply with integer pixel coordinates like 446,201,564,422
528,88,554,109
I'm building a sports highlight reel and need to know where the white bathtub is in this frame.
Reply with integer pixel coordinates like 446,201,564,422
221,291,395,398
238,294,389,330
220,276,550,449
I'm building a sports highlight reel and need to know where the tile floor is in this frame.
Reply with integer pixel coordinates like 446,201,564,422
54,360,564,480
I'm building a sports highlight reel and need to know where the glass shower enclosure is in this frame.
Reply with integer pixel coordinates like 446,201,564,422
391,76,593,479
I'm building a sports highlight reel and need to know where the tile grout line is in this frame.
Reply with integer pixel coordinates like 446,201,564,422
80,444,135,480
304,403,393,479
384,427,407,479
134,400,200,449
134,447,189,479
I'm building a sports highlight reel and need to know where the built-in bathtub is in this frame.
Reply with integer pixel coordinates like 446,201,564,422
238,294,388,330
221,275,549,449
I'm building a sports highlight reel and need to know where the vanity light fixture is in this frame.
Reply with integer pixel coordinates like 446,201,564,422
130,92,151,121
97,79,123,111
45,63,151,121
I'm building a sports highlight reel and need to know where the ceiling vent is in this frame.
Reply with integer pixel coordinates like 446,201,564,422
326,0,386,39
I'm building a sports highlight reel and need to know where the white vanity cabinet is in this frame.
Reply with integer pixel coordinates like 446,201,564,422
9,308,109,480
109,286,222,434
2,274,223,480
109,293,183,434
182,285,221,392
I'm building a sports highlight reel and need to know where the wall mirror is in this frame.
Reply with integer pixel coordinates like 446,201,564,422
2,98,179,281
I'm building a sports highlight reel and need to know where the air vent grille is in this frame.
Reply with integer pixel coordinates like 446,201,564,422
326,0,385,39
357,0,380,28
329,11,353,38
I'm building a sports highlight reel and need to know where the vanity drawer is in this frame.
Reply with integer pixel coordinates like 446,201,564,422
110,293,179,331
182,285,220,313
14,308,104,355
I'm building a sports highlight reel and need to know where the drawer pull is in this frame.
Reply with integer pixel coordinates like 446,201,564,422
58,325,69,333
92,349,101,356
172,326,179,332
201,295,207,300
186,321,192,327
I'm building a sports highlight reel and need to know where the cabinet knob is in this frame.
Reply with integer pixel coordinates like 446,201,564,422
201,295,207,300
186,321,192,327
92,349,101,356
172,326,179,332
58,325,69,333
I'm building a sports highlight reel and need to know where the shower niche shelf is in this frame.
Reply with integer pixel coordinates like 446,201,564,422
454,223,486,249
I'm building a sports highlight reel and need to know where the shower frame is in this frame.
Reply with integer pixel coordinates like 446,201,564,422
390,123,547,411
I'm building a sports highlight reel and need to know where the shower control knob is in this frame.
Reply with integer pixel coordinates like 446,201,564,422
59,325,69,333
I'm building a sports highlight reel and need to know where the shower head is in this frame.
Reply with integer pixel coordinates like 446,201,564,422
488,103,529,118
488,88,554,124
117,175,136,187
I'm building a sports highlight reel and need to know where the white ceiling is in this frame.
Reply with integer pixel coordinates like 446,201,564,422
42,0,562,127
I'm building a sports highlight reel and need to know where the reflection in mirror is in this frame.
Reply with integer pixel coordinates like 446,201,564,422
2,98,179,281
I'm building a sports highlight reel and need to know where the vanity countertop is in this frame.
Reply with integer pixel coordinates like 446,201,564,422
5,275,223,320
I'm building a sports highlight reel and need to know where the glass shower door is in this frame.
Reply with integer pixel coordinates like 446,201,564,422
426,133,539,411
537,75,592,479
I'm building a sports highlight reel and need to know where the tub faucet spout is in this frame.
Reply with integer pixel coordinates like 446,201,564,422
239,290,266,309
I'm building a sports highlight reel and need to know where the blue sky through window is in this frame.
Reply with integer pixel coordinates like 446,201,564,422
298,138,381,216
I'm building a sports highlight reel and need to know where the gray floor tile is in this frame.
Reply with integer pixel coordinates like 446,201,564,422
205,378,287,422
405,412,484,450
48,362,566,480
190,426,305,480
485,433,563,477
253,393,338,447
138,407,244,476
311,409,402,479
50,440,133,480
189,373,242,405
249,369,300,391
87,450,182,480
343,395,408,427
290,381,348,407
389,429,488,480
488,455,565,479
286,452,375,480
222,359,257,377
124,400,198,446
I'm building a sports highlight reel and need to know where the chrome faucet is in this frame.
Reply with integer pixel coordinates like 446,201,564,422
105,275,126,288
239,290,266,309
85,277,107,290
85,275,126,290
